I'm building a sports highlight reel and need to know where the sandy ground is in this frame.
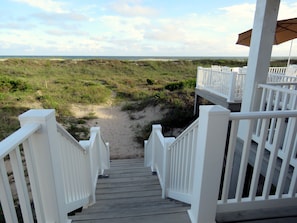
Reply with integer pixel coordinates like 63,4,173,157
71,104,167,159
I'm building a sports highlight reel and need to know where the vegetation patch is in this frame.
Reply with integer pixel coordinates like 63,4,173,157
0,58,293,142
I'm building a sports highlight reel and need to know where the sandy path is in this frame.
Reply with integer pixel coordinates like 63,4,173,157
71,104,166,159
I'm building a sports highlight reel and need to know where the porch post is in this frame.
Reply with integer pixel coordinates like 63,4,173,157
241,0,280,112
188,105,230,223
19,109,68,223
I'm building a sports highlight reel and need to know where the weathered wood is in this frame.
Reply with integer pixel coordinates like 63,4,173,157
195,89,241,114
216,205,297,223
70,159,191,223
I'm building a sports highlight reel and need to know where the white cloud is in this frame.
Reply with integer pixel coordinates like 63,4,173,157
2,0,297,56
278,2,297,19
98,15,151,41
12,0,67,13
110,0,158,17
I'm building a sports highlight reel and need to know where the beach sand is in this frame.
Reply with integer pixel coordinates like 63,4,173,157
71,104,167,159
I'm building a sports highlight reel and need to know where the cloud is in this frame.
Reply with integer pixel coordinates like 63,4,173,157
278,1,297,19
98,15,151,41
12,0,67,13
2,1,297,56
110,0,158,17
46,29,88,36
33,12,89,23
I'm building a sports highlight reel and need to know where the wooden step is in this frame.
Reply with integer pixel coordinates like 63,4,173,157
70,159,191,223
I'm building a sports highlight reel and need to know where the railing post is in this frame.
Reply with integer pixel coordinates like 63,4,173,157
188,105,230,223
151,124,162,172
227,72,237,102
19,109,69,223
162,137,175,199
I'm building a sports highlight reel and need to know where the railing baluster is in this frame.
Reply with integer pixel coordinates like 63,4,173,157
9,147,34,223
22,139,45,222
288,129,297,197
181,137,186,193
275,117,297,198
0,159,19,223
249,118,270,199
235,119,254,201
262,117,285,199
221,120,239,202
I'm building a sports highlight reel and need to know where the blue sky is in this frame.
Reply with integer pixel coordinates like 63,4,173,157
0,0,297,57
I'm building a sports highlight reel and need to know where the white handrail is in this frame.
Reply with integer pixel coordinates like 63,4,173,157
56,123,86,152
196,66,297,103
258,84,297,112
268,67,287,75
0,123,41,223
145,105,297,223
218,110,297,213
0,123,41,158
167,118,199,204
0,109,110,223
267,73,297,83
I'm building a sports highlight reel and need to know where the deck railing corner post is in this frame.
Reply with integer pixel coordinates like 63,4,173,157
188,105,230,223
19,109,68,223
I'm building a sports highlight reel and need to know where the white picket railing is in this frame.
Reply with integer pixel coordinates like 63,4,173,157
267,73,297,83
268,66,288,75
144,125,175,198
0,109,109,223
218,110,297,214
145,104,297,223
144,119,199,203
167,118,199,204
259,83,297,112
196,67,244,102
196,66,297,103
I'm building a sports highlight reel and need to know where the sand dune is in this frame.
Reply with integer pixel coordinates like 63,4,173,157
71,104,167,159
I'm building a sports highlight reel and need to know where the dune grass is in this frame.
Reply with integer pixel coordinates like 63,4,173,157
1,58,291,141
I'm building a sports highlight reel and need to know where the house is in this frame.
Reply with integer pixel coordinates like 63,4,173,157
0,0,296,222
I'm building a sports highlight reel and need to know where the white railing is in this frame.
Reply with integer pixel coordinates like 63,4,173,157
167,118,199,204
196,67,243,102
0,123,41,223
218,110,297,215
267,73,297,83
145,105,297,223
196,66,297,104
144,125,175,198
268,66,287,75
259,83,297,111
144,119,199,203
0,109,110,223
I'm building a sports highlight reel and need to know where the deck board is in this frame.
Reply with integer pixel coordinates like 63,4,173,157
70,159,191,223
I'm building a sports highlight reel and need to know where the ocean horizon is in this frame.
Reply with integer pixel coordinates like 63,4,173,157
0,55,293,61
0,55,247,60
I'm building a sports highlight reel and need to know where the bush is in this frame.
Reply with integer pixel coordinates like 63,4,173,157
165,82,184,91
0,76,30,92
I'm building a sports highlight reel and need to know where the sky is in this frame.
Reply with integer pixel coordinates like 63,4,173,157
0,0,297,57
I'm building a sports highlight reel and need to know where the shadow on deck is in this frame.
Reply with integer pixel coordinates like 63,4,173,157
69,159,191,223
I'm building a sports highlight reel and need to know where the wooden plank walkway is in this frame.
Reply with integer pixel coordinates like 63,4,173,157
70,159,191,223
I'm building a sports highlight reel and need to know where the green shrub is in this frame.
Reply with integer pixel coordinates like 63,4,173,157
165,82,184,91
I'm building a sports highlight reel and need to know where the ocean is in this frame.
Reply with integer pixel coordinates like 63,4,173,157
0,55,292,61
0,55,249,61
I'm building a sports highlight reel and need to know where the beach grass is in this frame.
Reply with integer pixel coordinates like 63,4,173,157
1,57,291,141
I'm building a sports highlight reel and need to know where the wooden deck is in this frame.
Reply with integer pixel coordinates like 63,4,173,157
70,159,191,223
69,158,297,223
194,88,241,114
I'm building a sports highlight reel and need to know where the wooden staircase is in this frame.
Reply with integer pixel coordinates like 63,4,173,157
69,159,190,223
